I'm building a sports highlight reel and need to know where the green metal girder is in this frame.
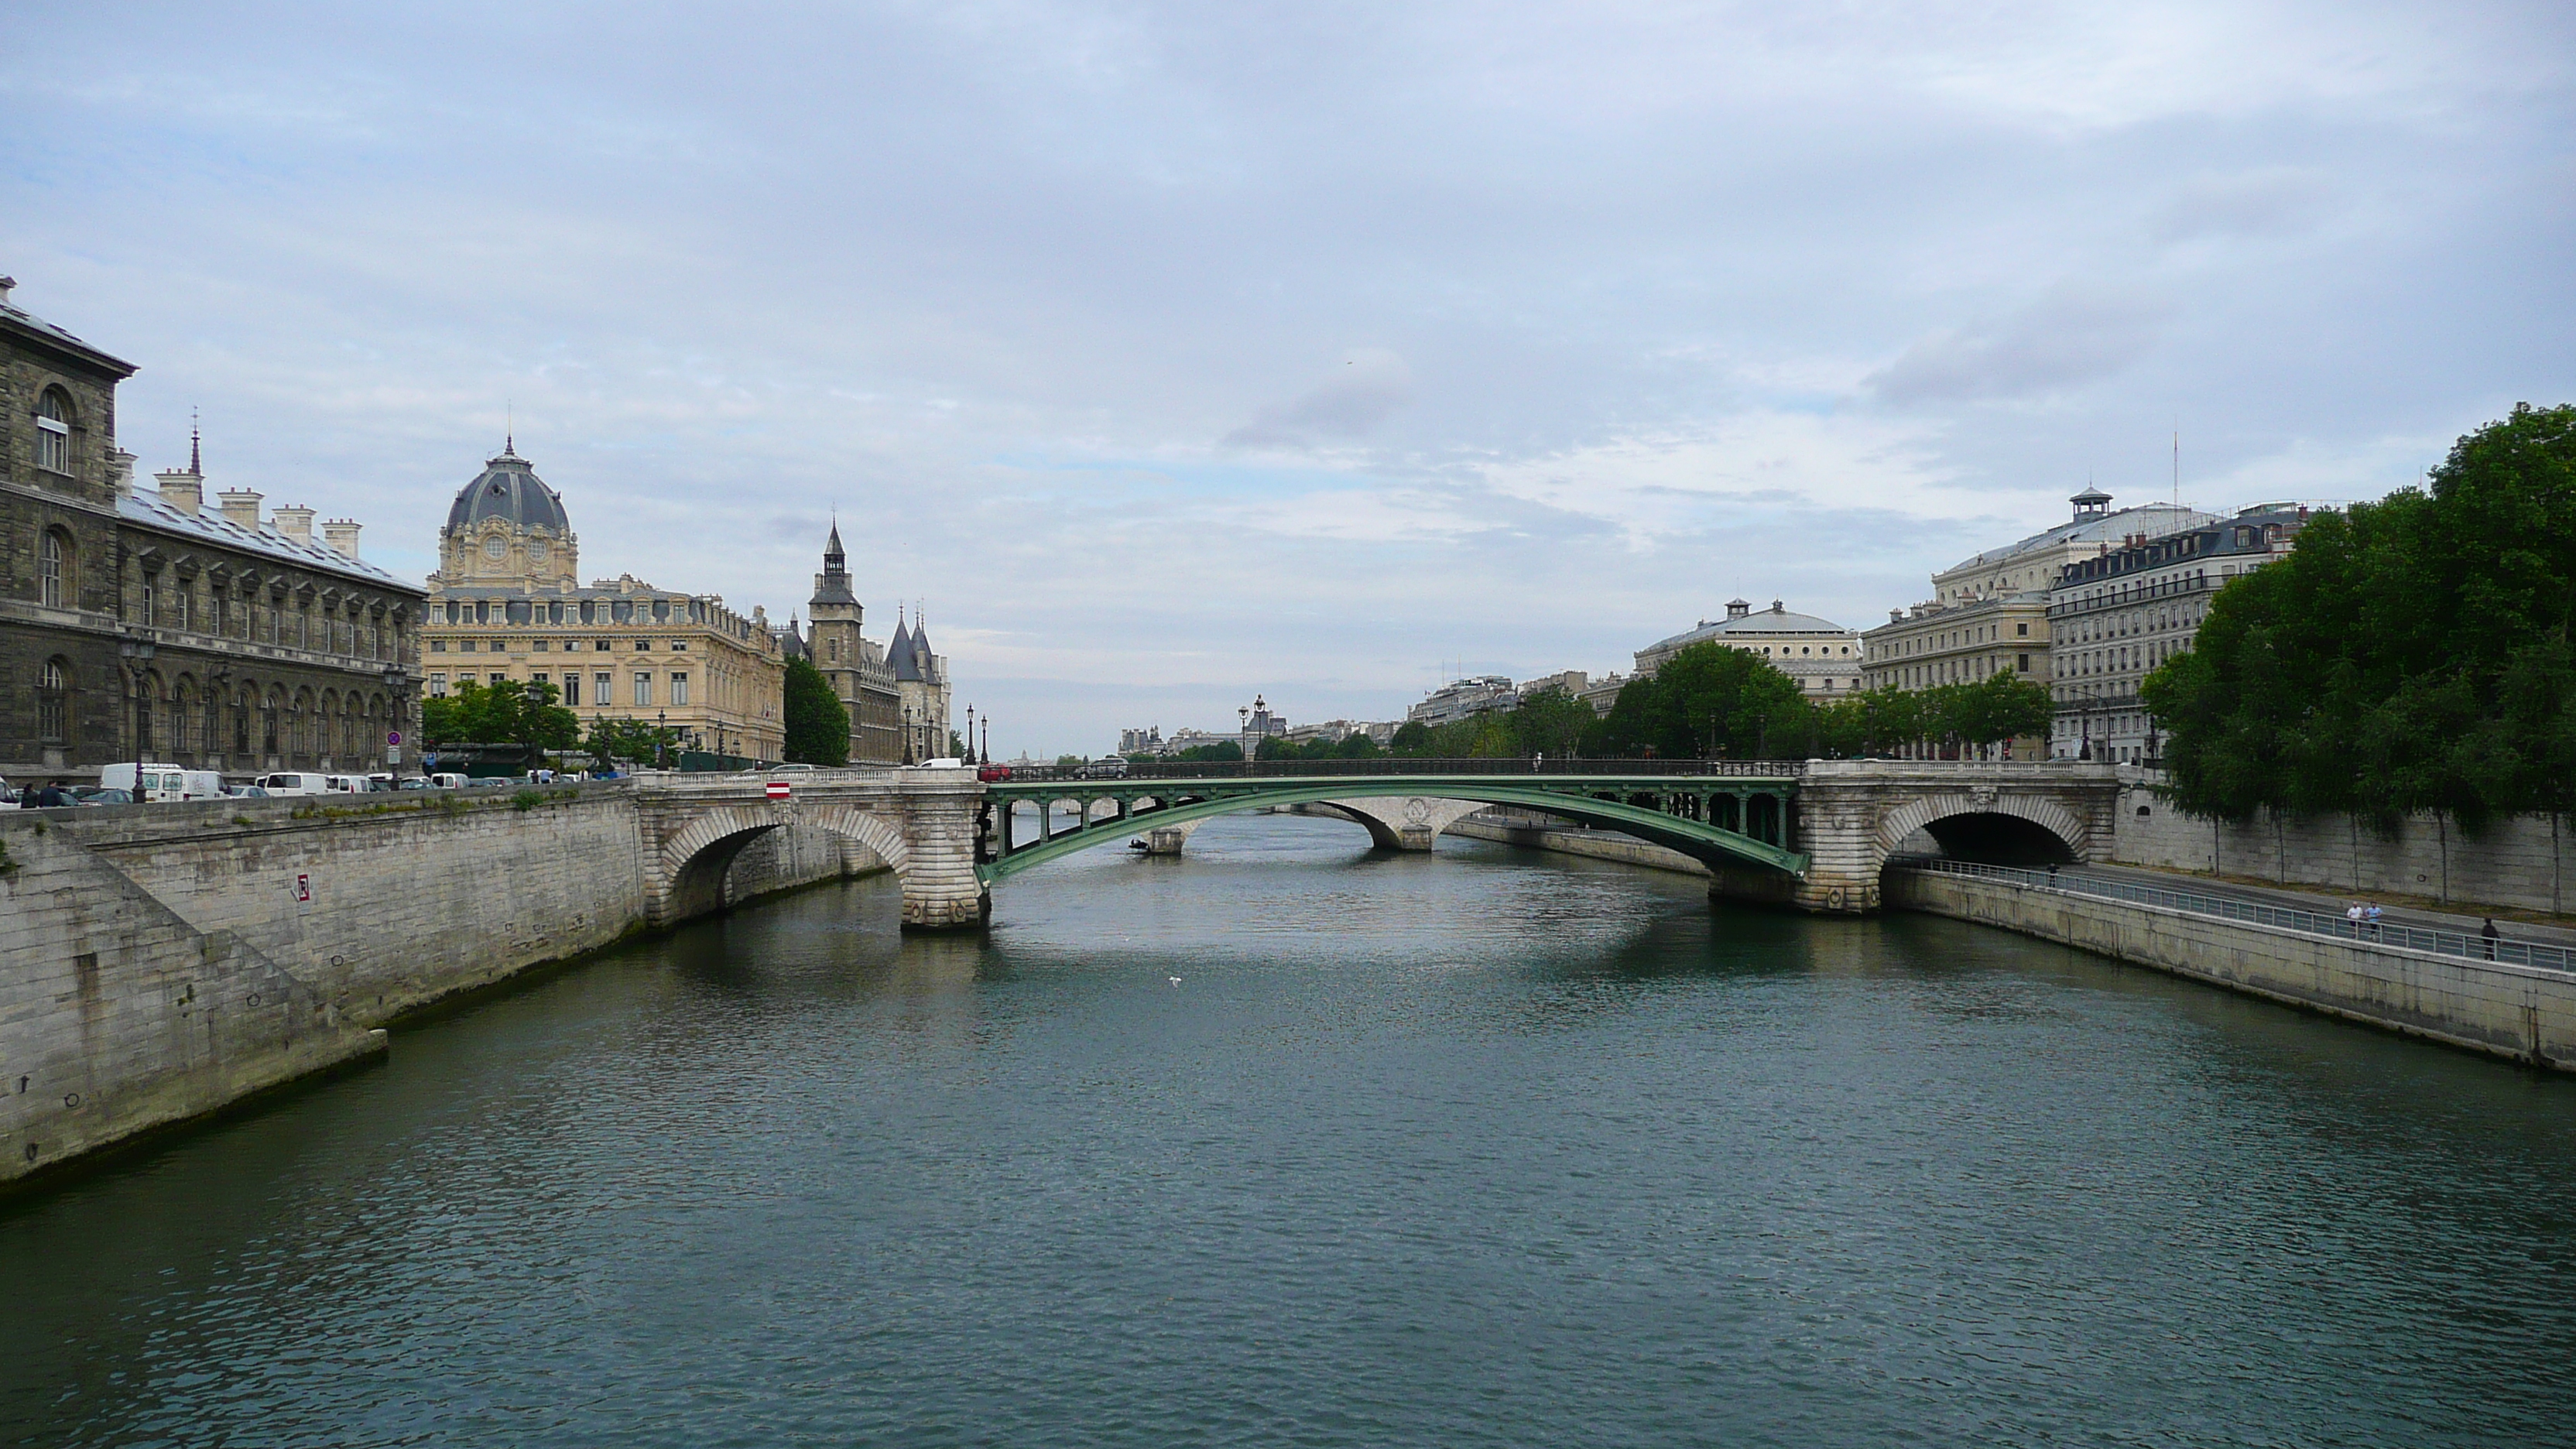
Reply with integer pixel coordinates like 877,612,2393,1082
977,776,1807,883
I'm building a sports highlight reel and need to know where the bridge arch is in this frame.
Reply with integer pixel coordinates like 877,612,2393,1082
1872,792,2089,866
653,803,912,925
983,779,1807,884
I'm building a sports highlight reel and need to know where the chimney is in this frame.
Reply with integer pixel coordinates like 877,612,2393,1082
0,276,14,307
155,464,204,516
322,518,361,558
109,448,139,497
218,488,264,528
271,505,315,543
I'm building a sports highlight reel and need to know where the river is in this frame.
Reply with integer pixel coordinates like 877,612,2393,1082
5,814,2573,1447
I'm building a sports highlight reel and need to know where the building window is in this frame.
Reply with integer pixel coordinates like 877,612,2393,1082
670,673,690,706
594,672,612,702
671,641,687,651
488,673,507,686
595,639,611,652
39,529,67,608
633,673,653,706
533,639,550,651
562,673,581,706
141,571,158,624
38,658,69,743
635,639,653,651
429,673,448,697
36,390,72,474
461,639,477,652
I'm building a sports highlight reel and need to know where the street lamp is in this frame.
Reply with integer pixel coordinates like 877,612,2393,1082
656,708,667,770
117,633,157,783
965,704,976,764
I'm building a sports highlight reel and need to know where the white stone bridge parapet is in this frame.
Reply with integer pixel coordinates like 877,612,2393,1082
632,769,988,929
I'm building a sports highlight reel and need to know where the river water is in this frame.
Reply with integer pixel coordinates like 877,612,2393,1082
6,815,2574,1447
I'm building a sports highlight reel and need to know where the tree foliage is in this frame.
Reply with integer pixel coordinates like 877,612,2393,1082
583,716,686,769
1581,643,1812,759
782,656,849,766
421,679,581,752
2143,403,2576,828
1256,731,1385,761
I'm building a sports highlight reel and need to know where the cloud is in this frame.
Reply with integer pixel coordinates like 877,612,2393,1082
1224,349,1415,448
2153,168,2335,242
1865,284,2176,406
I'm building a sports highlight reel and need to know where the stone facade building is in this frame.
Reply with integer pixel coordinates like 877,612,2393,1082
1635,599,1861,697
1859,488,2218,759
2046,504,2307,763
0,278,423,781
420,446,786,761
791,525,904,764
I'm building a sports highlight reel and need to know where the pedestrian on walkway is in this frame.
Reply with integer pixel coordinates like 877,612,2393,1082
2365,903,2383,940
2345,902,2364,936
2481,917,2500,961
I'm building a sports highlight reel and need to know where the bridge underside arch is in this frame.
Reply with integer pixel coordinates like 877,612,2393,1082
1874,793,2091,868
984,783,1805,884
654,804,911,925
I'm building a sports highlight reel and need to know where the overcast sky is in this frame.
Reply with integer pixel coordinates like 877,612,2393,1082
8,1,2571,755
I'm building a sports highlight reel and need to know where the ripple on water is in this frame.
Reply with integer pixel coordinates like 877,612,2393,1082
5,813,2574,1448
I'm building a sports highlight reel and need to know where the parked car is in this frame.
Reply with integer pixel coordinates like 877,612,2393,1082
226,785,272,798
255,772,333,796
101,762,228,802
977,764,1013,783
1081,756,1130,779
396,777,434,791
70,786,135,806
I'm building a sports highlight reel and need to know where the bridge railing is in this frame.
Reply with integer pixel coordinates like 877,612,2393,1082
997,758,1810,783
1888,855,2574,975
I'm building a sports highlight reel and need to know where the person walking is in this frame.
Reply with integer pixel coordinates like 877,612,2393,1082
2345,902,2364,936
2364,903,2383,940
34,779,70,809
2481,917,2501,961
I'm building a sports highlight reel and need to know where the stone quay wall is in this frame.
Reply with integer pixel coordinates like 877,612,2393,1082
2111,781,2570,916
0,778,909,1190
1886,867,2576,1071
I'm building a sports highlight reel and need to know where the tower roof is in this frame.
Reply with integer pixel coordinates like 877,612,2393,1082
444,447,570,534
810,523,857,606
887,615,921,680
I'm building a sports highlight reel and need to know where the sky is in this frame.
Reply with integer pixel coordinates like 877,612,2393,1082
6,0,2571,757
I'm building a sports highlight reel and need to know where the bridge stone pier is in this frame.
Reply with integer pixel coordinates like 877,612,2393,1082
635,769,988,929
1711,761,2120,914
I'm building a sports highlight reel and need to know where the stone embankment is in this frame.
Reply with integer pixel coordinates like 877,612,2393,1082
2,780,892,1191
1885,867,2576,1071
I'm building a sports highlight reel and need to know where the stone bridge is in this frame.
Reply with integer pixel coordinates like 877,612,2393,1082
632,769,988,928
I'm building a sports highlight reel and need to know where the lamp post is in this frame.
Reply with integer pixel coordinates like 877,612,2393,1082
656,708,667,771
965,704,976,764
117,632,157,786
381,662,414,773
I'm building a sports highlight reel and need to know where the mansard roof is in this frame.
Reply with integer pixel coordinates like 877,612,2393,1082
444,447,571,536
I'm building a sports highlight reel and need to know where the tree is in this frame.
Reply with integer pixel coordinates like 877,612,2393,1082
1509,686,1594,759
1922,673,2052,755
1389,720,1433,755
423,679,578,753
2143,402,2576,828
583,716,685,769
782,656,848,766
1585,643,1812,759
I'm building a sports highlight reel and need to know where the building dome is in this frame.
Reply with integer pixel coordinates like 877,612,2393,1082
444,446,570,535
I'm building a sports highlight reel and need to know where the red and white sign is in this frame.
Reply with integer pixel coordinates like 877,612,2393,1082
766,780,793,801
293,873,312,903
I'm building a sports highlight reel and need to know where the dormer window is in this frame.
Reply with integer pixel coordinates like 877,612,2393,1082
36,389,72,474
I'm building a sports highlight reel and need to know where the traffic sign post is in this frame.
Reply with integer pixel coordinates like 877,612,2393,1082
766,780,793,801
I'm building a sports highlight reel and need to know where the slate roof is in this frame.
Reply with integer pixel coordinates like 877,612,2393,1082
1646,602,1851,655
121,488,413,591
1942,503,2215,576
444,447,571,534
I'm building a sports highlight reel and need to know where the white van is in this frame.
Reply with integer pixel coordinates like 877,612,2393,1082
101,762,227,802
255,771,332,796
323,774,369,794
426,772,468,790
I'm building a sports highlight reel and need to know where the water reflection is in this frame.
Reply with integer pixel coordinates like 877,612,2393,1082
4,812,2572,1447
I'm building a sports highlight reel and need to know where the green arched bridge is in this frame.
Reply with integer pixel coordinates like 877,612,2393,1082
978,769,1808,880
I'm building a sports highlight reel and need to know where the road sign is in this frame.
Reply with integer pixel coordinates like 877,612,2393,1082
766,780,793,801
293,873,311,903
388,730,402,745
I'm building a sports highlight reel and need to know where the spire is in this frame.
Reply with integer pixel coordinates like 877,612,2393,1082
189,409,201,474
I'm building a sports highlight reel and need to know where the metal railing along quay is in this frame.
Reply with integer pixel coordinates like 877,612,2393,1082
1889,855,2574,975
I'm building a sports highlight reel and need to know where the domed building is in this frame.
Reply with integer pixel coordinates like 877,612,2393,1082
1634,598,1862,697
420,444,788,764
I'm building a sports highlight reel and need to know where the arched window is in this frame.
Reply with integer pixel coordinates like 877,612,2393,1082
233,688,252,754
35,389,72,474
38,658,69,743
39,529,67,608
262,689,283,755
